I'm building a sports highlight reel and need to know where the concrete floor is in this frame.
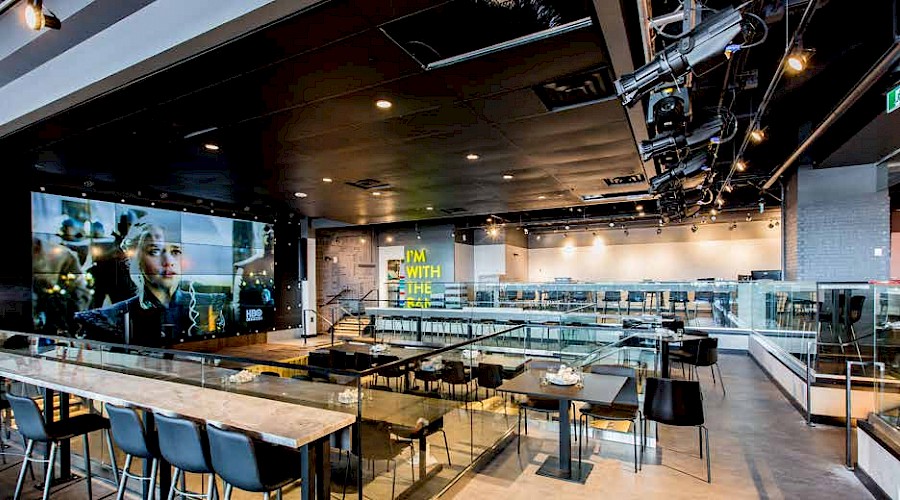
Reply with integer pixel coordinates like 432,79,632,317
0,354,873,499
444,354,872,500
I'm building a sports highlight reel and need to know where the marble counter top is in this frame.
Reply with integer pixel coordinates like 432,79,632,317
0,351,354,448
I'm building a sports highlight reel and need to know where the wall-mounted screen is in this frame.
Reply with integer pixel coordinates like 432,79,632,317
32,192,275,347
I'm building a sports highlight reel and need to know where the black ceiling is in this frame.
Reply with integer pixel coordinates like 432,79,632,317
3,0,898,224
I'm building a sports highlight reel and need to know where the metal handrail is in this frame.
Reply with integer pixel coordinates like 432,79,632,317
845,360,886,469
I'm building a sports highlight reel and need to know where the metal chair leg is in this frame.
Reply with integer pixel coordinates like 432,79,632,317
13,439,34,500
390,458,397,500
105,429,119,485
168,468,182,500
440,429,451,465
632,418,638,473
703,425,711,483
148,458,159,500
716,363,726,397
517,408,522,453
223,483,233,500
83,434,93,499
115,454,133,500
42,441,58,500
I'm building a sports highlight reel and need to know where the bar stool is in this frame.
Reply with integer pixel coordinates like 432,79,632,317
154,412,219,500
207,422,302,499
106,403,162,500
8,392,119,500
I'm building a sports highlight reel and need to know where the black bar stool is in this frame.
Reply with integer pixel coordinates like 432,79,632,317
154,412,219,500
106,403,162,500
207,422,303,499
8,392,118,500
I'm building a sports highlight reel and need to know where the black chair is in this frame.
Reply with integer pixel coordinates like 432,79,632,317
375,355,406,391
106,403,161,500
578,365,641,473
8,393,118,500
475,363,504,400
669,291,690,317
344,420,413,500
643,378,710,483
678,337,725,397
669,332,709,377
154,412,218,500
414,366,442,392
517,397,577,454
601,291,622,318
626,291,646,315
207,422,302,499
393,415,452,468
440,360,471,401
354,351,375,372
307,350,332,380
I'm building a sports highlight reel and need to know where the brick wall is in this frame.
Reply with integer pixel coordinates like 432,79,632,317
786,164,890,282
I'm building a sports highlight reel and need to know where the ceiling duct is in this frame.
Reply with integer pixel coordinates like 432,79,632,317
533,66,616,111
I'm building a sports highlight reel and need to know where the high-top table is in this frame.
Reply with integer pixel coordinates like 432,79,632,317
35,345,458,486
498,370,627,483
0,351,355,500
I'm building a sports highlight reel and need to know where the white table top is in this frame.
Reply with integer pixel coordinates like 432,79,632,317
0,351,355,449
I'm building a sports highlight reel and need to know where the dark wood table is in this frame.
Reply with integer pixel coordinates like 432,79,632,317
498,371,627,483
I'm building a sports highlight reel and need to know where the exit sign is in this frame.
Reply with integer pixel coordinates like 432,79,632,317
888,84,900,114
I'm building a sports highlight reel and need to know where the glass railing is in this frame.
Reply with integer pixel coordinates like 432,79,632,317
871,284,900,431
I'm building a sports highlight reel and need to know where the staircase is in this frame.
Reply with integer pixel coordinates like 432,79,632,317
331,316,371,340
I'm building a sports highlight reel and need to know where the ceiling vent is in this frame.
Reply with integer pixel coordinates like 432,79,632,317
603,173,645,186
534,66,616,111
345,178,391,190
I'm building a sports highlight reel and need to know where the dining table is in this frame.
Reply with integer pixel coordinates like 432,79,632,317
498,370,627,483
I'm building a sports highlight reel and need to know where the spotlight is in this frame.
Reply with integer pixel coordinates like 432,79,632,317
746,214,752,222
614,7,744,106
656,227,662,235
25,0,61,30
564,225,570,230
729,223,737,231
523,228,529,235
691,224,699,233
536,234,542,241
768,221,775,229
639,116,725,162
608,222,616,228
735,160,747,172
749,128,766,144
759,198,766,214
786,50,811,73
710,215,717,222
724,183,733,193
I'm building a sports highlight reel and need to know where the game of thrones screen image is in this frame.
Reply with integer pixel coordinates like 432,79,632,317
32,192,275,347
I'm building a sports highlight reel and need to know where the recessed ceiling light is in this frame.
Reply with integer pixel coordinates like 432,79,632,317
322,177,333,183
375,99,392,109
735,160,747,172
502,174,514,180
466,153,480,161
426,206,434,211
538,195,546,200
371,191,382,197
294,192,308,198
204,143,220,151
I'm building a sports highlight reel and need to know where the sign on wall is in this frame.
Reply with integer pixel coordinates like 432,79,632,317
404,248,443,308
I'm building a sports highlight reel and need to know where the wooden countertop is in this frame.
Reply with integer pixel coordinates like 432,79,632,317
0,351,354,448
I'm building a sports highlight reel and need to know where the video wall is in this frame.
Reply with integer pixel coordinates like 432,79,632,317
32,192,275,347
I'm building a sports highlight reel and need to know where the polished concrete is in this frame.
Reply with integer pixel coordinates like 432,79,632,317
445,354,873,499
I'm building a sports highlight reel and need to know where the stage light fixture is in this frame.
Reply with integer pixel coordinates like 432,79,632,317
24,0,60,30
749,128,765,143
786,50,811,73
614,7,744,106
